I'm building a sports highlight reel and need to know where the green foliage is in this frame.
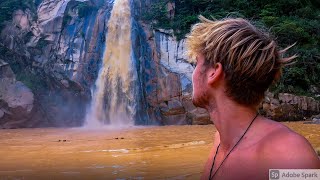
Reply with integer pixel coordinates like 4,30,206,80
142,1,172,29
0,0,36,31
143,0,320,97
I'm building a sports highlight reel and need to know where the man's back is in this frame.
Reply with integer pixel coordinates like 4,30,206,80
201,117,320,180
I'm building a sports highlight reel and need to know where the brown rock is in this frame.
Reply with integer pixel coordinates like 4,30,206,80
311,114,320,123
157,68,181,102
182,95,196,112
187,108,211,125
160,99,185,116
270,98,280,106
262,103,271,112
278,93,319,112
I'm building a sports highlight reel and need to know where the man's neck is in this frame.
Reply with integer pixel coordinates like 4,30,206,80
206,96,258,151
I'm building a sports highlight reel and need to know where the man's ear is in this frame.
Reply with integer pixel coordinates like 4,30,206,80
207,63,223,86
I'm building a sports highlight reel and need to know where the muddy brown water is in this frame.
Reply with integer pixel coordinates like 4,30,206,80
0,122,319,179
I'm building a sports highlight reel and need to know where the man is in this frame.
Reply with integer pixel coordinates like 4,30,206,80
186,16,320,180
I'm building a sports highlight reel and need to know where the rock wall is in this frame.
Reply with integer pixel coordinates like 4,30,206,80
0,59,47,128
261,92,320,121
0,0,111,128
132,17,211,125
0,0,319,128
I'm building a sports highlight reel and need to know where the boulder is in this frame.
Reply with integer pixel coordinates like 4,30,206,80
261,92,320,121
187,108,211,125
310,114,320,124
0,61,37,128
160,99,185,116
278,93,319,112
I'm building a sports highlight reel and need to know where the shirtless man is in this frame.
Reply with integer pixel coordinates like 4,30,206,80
186,16,320,180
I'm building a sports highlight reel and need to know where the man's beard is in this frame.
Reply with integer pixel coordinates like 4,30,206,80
192,91,209,109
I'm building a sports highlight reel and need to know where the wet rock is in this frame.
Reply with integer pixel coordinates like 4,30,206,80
310,114,320,124
1,81,34,112
160,99,185,116
181,94,211,125
182,96,196,112
278,93,319,112
261,92,320,121
157,67,182,102
187,108,211,125
311,120,320,124
159,99,188,125
0,61,39,128
0,109,4,119
311,114,320,120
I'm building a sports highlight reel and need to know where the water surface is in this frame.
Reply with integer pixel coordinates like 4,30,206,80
0,122,319,179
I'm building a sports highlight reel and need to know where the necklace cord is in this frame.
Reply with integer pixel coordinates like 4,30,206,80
208,113,259,180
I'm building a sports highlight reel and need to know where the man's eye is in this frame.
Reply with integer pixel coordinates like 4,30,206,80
191,62,197,68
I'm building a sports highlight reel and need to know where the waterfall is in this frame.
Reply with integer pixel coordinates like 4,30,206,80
85,0,138,127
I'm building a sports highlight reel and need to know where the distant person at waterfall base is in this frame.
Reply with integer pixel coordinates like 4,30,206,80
186,16,320,180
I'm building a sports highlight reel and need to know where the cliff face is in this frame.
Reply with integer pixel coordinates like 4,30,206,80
137,27,211,125
0,0,319,128
0,0,112,128
131,0,211,125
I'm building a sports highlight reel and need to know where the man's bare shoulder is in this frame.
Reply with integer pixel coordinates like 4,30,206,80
257,118,320,168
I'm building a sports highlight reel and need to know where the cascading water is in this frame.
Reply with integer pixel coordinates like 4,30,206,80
85,0,138,127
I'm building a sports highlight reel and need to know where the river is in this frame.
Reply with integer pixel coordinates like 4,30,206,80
0,122,319,179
